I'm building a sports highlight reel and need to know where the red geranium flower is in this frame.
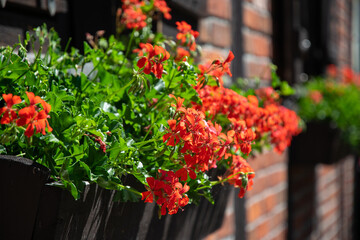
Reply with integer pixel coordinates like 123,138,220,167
154,0,171,20
142,170,190,215
14,92,53,138
175,47,190,62
176,21,199,51
0,93,21,124
137,43,170,78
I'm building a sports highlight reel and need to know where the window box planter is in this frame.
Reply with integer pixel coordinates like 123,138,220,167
0,155,230,240
290,122,351,165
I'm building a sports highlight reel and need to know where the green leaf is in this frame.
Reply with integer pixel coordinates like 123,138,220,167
64,180,80,200
109,138,127,160
79,161,97,181
280,81,295,96
0,145,7,154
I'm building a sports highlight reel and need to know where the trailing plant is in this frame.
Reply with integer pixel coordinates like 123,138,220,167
0,0,301,215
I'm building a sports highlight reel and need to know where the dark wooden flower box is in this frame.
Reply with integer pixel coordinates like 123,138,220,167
290,122,351,165
0,155,229,240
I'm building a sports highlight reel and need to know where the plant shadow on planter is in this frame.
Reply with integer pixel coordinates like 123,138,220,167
290,122,351,165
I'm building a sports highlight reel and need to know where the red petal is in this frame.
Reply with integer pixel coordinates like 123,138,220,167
225,51,235,63
137,57,147,69
143,62,152,74
0,111,10,124
144,43,153,53
162,133,172,143
141,191,154,203
167,135,175,146
0,107,6,116
41,100,51,114
238,188,246,198
154,45,162,56
46,120,53,133
146,177,155,189
24,123,34,138
161,204,167,215
189,169,197,180
175,168,188,182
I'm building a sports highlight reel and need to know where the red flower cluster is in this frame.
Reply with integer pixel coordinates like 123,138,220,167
141,169,189,215
143,94,257,212
0,92,52,138
137,43,170,78
0,93,21,124
162,95,256,177
176,21,199,51
154,0,171,20
341,66,360,85
195,85,301,154
174,47,190,62
326,64,360,86
119,0,172,30
254,87,279,105
309,90,323,104
120,0,147,30
326,64,337,78
197,51,235,88
225,155,255,198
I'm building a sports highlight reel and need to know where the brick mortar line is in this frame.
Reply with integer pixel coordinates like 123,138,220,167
242,25,272,38
242,26,272,39
319,211,340,232
318,216,340,240
262,222,287,240
252,162,286,178
199,44,231,56
242,1,271,17
316,166,339,190
246,181,286,206
245,202,287,232
317,183,339,204
242,53,271,64
200,16,231,25
317,196,339,217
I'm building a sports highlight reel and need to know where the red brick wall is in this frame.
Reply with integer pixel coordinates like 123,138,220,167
314,157,354,240
242,0,272,80
333,0,352,67
288,157,354,240
199,0,232,62
245,151,288,240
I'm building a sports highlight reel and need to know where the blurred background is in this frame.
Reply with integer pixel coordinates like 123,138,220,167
0,0,358,239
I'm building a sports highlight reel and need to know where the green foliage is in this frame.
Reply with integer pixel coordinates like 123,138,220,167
297,77,360,152
0,25,198,199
